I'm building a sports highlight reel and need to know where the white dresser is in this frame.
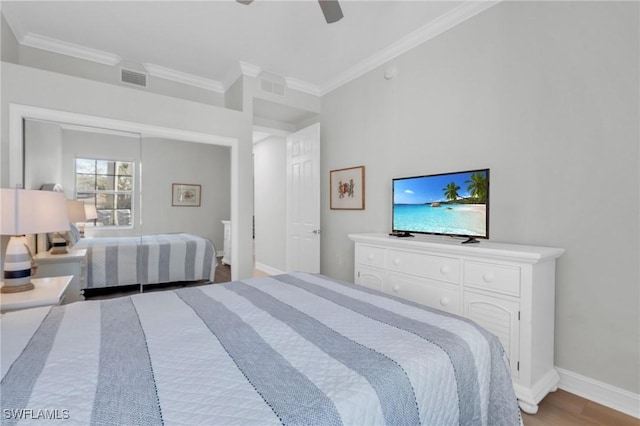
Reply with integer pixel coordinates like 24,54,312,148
349,233,564,414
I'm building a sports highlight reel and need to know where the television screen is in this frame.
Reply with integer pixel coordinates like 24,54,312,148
392,169,489,241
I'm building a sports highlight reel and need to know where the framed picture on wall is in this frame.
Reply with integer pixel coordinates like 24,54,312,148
172,183,201,207
330,166,365,210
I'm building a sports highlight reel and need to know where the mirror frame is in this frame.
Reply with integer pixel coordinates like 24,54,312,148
9,103,240,280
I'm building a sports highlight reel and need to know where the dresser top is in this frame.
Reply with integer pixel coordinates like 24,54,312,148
349,233,565,264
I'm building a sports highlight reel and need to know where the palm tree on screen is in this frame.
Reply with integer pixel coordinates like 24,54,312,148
443,182,460,201
465,172,488,203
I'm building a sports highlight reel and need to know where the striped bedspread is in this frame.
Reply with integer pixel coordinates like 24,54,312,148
73,233,216,289
0,273,520,425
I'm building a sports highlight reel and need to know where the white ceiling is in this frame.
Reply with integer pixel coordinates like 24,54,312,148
2,1,497,96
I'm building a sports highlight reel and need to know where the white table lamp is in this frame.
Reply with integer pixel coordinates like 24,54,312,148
1,189,70,293
84,204,98,222
82,204,98,236
54,200,86,252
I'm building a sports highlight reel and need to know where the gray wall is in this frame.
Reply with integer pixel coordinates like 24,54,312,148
320,1,639,394
1,13,18,63
141,137,230,249
24,120,63,190
253,135,287,272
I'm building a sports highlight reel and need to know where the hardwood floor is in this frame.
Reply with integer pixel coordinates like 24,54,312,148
213,258,231,283
523,390,638,426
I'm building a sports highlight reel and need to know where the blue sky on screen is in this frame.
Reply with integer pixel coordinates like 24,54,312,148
394,171,484,204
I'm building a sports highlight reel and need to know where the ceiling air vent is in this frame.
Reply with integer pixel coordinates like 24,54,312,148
121,68,147,87
258,72,286,97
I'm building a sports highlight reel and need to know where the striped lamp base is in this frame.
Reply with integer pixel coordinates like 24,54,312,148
2,236,35,293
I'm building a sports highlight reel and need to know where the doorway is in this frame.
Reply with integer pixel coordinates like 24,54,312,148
252,100,320,276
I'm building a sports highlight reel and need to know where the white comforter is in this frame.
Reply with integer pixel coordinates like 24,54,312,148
1,273,520,425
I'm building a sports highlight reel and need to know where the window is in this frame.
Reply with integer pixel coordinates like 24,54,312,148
75,158,134,227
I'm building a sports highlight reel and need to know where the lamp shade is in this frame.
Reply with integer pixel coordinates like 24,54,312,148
66,200,86,223
84,204,98,221
1,188,70,235
2,189,71,293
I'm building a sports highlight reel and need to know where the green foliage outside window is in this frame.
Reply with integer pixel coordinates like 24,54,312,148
75,158,134,227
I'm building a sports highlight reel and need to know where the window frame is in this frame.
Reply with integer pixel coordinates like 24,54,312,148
74,156,136,230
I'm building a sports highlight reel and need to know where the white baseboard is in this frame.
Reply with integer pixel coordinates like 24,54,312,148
557,367,640,418
254,262,285,276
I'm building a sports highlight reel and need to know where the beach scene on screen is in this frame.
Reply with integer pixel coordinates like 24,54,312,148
393,170,488,236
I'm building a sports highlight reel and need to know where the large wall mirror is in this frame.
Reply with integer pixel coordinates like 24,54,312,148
24,118,231,246
11,104,238,282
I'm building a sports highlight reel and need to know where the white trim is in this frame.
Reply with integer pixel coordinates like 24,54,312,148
254,262,285,276
557,367,640,419
221,61,261,92
320,0,500,95
9,103,240,280
59,123,140,138
239,61,262,78
21,33,122,66
285,77,321,97
143,63,224,93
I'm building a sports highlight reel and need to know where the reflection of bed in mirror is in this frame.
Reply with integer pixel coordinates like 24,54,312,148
73,232,217,292
21,117,232,284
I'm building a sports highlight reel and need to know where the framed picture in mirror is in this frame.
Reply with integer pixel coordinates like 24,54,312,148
172,183,201,207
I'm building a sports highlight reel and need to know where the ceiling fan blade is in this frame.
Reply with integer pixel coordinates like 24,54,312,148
318,0,343,24
236,0,253,5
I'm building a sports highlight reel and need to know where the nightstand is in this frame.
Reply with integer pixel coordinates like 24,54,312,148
0,276,72,313
34,248,87,303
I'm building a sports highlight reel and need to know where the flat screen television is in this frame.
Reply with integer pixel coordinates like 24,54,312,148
392,168,489,243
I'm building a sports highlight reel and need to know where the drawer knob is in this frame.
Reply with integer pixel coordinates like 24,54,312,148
440,297,450,306
367,254,374,260
440,265,450,274
392,258,400,265
392,284,400,292
483,272,494,282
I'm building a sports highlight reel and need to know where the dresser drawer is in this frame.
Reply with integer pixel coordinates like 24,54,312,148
388,250,460,284
464,261,520,297
356,245,386,269
386,273,459,314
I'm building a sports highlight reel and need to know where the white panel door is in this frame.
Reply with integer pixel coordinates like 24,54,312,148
286,123,320,273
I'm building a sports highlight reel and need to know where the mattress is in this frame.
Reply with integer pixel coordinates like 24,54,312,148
0,273,521,425
73,232,216,289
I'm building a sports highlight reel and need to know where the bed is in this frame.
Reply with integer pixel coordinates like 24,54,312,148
0,273,521,425
72,232,217,290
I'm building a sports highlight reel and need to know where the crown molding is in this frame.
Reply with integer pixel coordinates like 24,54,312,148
143,63,224,93
239,61,262,78
5,0,498,98
239,61,322,97
285,77,322,97
320,0,500,95
221,61,261,91
21,33,122,66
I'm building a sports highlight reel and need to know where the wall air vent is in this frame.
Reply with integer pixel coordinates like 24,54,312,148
121,68,147,87
258,72,286,97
